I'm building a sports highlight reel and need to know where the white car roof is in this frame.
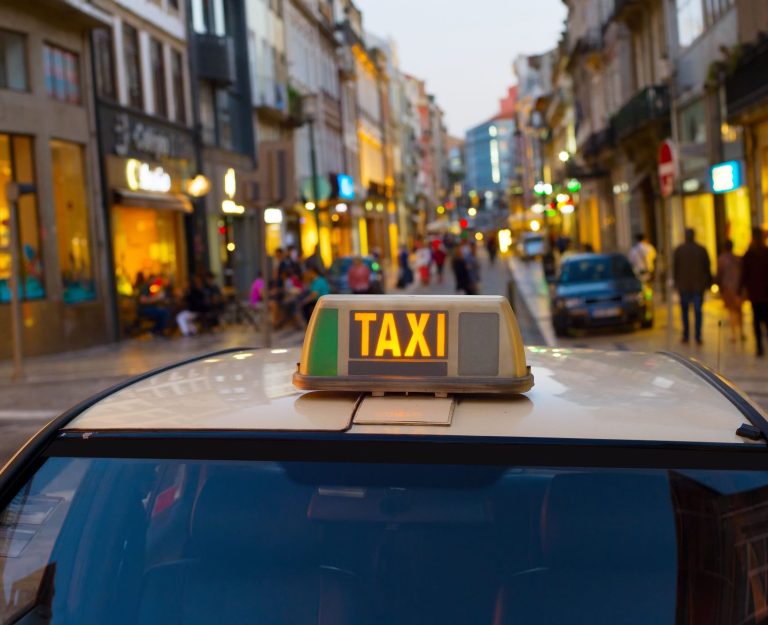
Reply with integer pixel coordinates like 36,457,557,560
65,347,764,446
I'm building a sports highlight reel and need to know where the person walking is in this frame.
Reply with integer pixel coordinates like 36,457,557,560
396,244,413,289
628,233,657,285
432,243,447,284
716,240,744,343
741,227,768,357
485,234,498,265
452,246,476,295
348,256,371,294
415,242,432,286
673,228,712,345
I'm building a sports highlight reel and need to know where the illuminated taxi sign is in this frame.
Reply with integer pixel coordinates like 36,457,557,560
293,295,533,394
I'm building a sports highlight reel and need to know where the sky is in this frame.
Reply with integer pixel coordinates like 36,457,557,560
355,0,567,137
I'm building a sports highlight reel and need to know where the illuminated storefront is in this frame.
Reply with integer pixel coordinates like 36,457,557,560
97,102,196,334
710,161,752,255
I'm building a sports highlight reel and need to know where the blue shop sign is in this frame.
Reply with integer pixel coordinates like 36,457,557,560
709,160,743,194
337,174,355,200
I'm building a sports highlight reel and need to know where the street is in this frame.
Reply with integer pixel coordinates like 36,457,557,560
0,254,541,464
4,251,766,465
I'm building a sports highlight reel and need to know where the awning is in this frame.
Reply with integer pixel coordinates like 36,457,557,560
113,189,193,213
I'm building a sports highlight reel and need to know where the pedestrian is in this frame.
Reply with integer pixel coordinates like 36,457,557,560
137,273,170,336
673,228,712,345
203,271,224,328
452,246,476,295
486,234,498,265
176,275,207,337
415,242,432,285
348,256,371,294
300,265,330,323
468,240,481,288
716,240,745,344
397,244,413,289
741,227,768,357
432,243,447,284
276,268,303,330
628,232,657,285
304,246,326,276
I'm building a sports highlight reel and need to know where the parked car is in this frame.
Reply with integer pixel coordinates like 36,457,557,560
327,255,385,294
551,252,654,336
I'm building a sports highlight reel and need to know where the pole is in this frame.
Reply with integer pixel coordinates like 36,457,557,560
259,208,271,349
308,118,322,260
5,183,26,381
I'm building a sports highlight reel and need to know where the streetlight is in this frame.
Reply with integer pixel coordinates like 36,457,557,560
558,151,570,163
5,181,36,381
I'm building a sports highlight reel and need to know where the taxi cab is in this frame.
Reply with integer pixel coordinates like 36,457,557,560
1,295,767,625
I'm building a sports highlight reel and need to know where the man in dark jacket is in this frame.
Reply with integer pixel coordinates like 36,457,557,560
673,228,712,345
741,227,768,357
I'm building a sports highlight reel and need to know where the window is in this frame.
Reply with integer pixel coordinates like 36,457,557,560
0,29,27,91
51,141,95,304
677,0,705,48
122,23,143,109
5,458,768,625
191,0,226,36
216,88,233,150
150,38,167,118
43,43,80,104
171,49,186,124
92,28,116,100
199,81,216,145
0,135,44,303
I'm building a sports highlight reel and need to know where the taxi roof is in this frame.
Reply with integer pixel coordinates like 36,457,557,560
65,347,766,446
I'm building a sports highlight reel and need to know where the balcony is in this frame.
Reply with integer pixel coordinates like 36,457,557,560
725,35,768,119
581,126,615,159
194,34,236,86
609,0,644,28
611,85,670,141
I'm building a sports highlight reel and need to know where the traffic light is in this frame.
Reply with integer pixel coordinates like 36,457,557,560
459,218,469,229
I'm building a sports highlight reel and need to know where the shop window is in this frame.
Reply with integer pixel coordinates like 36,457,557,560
150,38,167,118
43,43,81,104
51,141,95,304
112,206,184,299
0,135,45,303
92,28,116,100
122,23,143,109
0,29,28,91
171,49,186,124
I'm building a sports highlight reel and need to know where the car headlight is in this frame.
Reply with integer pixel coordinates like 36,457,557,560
623,292,644,304
564,297,584,308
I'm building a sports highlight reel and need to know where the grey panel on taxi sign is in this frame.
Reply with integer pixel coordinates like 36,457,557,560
459,312,499,376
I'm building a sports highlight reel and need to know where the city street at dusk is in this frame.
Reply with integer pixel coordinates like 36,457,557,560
2,0,768,623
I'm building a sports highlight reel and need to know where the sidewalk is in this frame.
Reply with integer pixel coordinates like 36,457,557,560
508,256,768,412
0,324,304,416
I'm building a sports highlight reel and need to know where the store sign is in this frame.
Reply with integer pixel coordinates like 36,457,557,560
710,160,742,194
125,159,172,193
222,168,245,214
337,174,355,200
99,103,195,161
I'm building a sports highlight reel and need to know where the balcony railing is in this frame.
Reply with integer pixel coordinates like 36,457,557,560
725,35,768,119
581,126,615,159
194,34,236,86
611,85,670,140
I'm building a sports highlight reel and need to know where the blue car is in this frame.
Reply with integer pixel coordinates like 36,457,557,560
551,252,654,336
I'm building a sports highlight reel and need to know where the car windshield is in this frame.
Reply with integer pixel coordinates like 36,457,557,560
559,256,636,284
2,457,768,625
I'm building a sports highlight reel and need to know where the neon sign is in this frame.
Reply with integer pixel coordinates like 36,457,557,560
125,159,172,193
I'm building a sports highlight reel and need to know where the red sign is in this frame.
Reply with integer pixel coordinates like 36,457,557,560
658,140,676,198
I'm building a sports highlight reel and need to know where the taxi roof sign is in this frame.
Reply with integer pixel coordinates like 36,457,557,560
293,295,534,394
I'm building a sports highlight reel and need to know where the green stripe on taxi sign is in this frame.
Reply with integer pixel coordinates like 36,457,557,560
307,307,338,376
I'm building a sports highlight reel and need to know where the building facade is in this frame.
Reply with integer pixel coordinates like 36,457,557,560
189,0,257,295
0,0,113,357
